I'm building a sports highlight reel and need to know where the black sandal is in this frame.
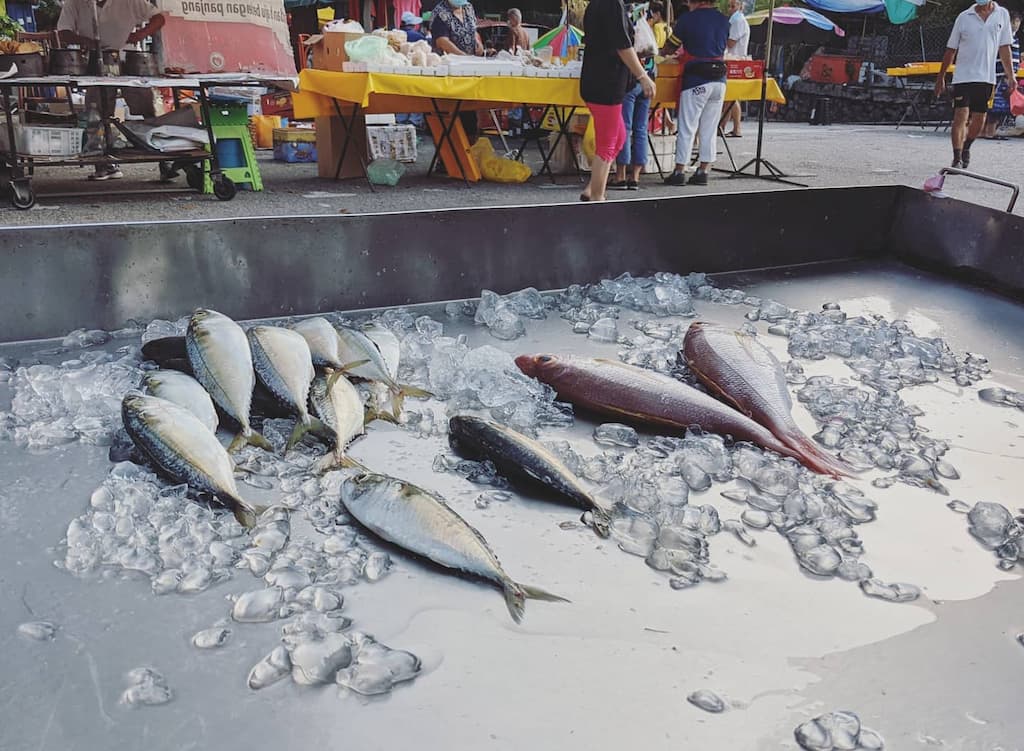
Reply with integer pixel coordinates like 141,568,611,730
579,193,590,201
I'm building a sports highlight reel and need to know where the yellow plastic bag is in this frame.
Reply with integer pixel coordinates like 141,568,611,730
252,115,281,149
470,138,532,184
582,115,596,161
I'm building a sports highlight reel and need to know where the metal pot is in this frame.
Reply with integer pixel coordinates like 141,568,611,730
49,48,89,76
0,52,46,77
123,50,159,77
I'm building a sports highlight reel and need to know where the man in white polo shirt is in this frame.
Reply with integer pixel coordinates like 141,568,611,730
935,0,1016,169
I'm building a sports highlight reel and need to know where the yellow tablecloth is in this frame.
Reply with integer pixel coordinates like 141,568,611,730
293,69,785,118
888,62,1024,78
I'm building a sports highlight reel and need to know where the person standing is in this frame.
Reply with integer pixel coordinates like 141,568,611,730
935,0,1017,169
611,10,657,190
648,1,669,48
661,0,729,186
504,8,530,52
579,0,656,202
400,11,428,43
57,0,165,180
983,10,1021,138
719,0,749,137
431,0,485,140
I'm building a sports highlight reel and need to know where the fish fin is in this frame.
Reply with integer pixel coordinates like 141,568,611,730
313,451,369,474
227,431,247,454
388,383,433,420
588,505,612,539
519,583,570,604
233,503,267,529
285,417,328,453
503,580,570,620
247,430,275,453
365,407,399,426
339,358,371,373
789,435,856,479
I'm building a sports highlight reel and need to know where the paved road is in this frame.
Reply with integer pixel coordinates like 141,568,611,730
1,122,1021,226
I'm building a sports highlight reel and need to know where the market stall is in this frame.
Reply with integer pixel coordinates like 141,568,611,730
0,1,297,209
293,67,786,184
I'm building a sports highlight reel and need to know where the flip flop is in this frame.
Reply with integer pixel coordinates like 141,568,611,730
724,133,742,138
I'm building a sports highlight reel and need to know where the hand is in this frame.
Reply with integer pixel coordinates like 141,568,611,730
126,31,143,45
934,76,945,98
1008,76,1018,93
640,75,656,99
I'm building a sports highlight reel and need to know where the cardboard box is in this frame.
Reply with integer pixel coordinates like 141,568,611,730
367,124,417,163
316,114,369,179
304,32,365,72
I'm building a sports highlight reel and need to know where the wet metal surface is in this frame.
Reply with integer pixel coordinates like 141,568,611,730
1,259,1022,751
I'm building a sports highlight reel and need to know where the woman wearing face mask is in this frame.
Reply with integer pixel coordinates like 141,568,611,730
579,0,657,201
432,0,485,140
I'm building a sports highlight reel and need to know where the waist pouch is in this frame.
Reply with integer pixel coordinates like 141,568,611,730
687,61,726,80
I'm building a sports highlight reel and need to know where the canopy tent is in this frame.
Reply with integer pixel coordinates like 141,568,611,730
801,0,884,13
748,6,846,46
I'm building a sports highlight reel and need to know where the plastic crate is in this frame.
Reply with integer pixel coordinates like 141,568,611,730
726,60,764,79
207,102,250,127
16,125,84,157
273,127,318,163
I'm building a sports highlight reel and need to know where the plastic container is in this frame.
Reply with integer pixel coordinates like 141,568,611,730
251,115,282,149
273,127,318,163
726,60,765,79
16,125,84,157
207,102,250,127
215,138,246,169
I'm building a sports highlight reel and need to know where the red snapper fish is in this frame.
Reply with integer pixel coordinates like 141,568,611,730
514,353,844,477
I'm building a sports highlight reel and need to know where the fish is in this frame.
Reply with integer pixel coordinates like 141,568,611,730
334,324,431,418
682,322,851,477
362,323,401,380
515,354,837,476
309,369,367,472
448,415,611,537
247,325,325,452
142,370,219,433
340,473,567,623
292,317,366,372
121,392,266,528
185,308,271,453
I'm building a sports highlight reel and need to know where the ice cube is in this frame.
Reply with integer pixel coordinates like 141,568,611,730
686,689,726,713
594,423,639,448
587,317,619,343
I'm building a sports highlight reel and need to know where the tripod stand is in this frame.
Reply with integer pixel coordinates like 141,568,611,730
728,0,805,187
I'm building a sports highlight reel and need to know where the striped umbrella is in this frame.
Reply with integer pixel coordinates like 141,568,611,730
532,23,584,57
747,6,846,36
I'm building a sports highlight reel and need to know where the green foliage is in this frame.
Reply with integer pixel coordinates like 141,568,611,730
0,14,23,41
35,0,64,30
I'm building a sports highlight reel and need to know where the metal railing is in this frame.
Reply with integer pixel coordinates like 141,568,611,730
940,167,1021,213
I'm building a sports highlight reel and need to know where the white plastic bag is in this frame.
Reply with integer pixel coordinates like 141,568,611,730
633,19,658,58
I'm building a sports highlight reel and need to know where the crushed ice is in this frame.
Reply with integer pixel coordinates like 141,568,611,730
794,710,884,750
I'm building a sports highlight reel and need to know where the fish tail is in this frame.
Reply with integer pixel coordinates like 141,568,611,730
285,416,328,453
233,502,267,529
388,383,433,420
588,505,613,539
244,429,275,453
313,451,369,474
365,407,399,426
785,433,855,478
503,580,570,622
325,363,368,391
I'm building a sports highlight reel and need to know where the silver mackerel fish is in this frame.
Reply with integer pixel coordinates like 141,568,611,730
185,308,271,453
122,392,266,528
309,369,366,472
341,473,567,623
142,370,219,433
247,325,322,452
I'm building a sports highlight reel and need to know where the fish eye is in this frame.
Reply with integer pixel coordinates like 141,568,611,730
538,355,553,363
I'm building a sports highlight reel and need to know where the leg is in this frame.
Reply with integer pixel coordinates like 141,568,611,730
950,106,969,166
614,84,638,185
692,82,726,180
630,91,651,184
668,86,703,183
584,102,625,202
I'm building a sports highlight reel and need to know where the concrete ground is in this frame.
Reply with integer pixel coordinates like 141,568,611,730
1,121,1022,226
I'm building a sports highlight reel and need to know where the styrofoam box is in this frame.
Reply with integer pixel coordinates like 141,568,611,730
17,125,84,157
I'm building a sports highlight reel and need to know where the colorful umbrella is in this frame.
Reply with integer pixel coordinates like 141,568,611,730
747,6,846,36
533,24,584,57
801,0,884,13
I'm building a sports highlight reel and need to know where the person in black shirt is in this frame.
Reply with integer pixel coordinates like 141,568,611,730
580,0,656,201
660,0,729,186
